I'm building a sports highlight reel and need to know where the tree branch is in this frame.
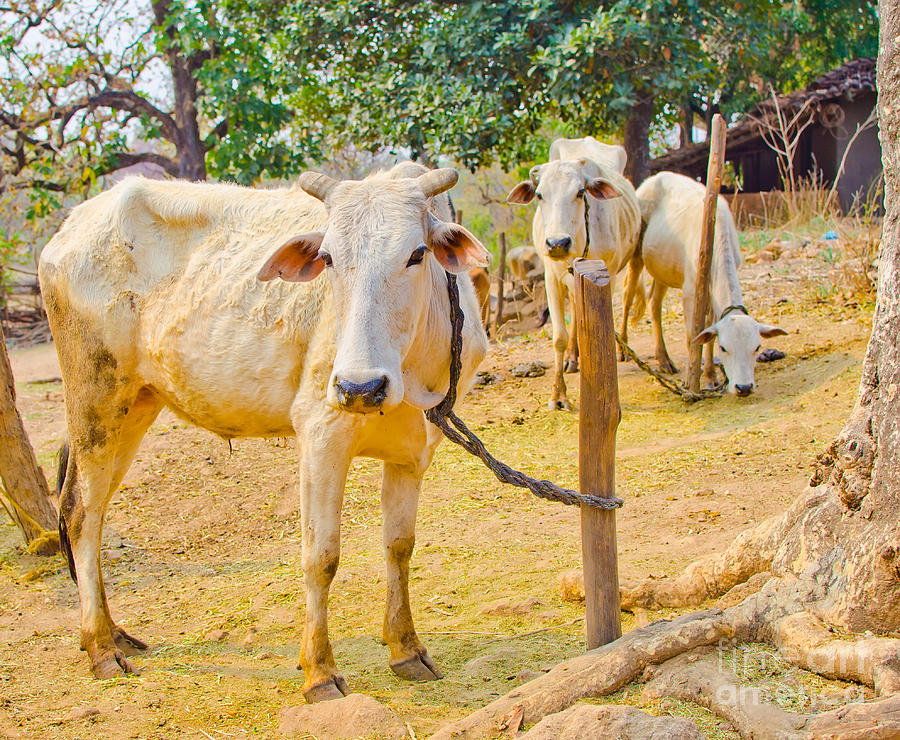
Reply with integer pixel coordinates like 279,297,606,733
97,151,179,177
83,90,179,143
203,118,228,151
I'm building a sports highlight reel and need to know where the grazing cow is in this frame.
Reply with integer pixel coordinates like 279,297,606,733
636,171,787,395
38,163,489,701
507,136,644,410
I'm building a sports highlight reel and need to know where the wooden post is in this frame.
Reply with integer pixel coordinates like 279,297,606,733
573,259,621,649
494,232,507,335
687,113,727,393
455,208,463,225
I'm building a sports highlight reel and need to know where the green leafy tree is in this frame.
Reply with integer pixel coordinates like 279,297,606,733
271,0,877,185
0,0,298,191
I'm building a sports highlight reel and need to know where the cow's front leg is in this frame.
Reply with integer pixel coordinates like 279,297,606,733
381,462,442,682
564,303,579,374
297,429,352,703
544,266,572,410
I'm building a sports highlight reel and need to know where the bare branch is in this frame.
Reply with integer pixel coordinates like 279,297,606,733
96,151,179,177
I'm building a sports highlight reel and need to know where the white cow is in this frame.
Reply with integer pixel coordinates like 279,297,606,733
507,136,644,409
636,171,787,395
38,163,489,701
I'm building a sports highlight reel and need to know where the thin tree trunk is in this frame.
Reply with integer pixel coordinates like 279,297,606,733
680,103,693,148
623,93,653,187
0,322,58,554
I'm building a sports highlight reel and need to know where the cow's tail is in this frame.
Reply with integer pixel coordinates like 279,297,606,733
56,441,77,584
629,218,648,327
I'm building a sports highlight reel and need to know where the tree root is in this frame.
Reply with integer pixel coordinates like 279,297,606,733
620,517,778,611
431,575,900,738
643,652,900,740
429,607,758,740
772,611,900,695
519,702,704,739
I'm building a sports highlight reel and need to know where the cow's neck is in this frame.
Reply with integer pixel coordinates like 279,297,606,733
708,231,743,320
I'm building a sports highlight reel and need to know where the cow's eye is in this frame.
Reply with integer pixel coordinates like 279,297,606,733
536,192,543,200
720,346,728,353
576,188,586,199
319,251,333,267
407,245,427,267
755,345,761,353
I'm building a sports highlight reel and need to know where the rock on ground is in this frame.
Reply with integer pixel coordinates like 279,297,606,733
278,694,408,739
479,596,543,616
520,703,704,739
558,569,585,602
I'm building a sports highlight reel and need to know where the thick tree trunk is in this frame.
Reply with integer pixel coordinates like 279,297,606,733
623,92,653,187
152,0,207,181
171,59,207,181
0,323,58,554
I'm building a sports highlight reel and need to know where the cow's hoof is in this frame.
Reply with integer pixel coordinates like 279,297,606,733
303,676,350,703
659,360,678,374
90,649,140,679
564,359,579,374
390,652,443,682
113,626,148,656
548,399,574,412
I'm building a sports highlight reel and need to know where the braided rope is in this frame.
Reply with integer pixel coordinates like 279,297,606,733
614,334,725,402
425,273,623,510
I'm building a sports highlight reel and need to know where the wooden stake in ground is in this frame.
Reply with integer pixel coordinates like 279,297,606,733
687,113,727,394
494,233,507,335
573,259,621,649
0,322,59,554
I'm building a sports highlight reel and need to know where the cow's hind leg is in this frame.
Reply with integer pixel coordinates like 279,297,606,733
59,386,163,678
620,254,644,361
651,280,677,374
382,462,442,682
702,308,718,388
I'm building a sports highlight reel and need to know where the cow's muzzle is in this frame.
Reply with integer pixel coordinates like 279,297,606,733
545,236,572,260
334,375,389,412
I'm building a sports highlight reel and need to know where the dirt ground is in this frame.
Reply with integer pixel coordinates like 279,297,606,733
0,219,875,739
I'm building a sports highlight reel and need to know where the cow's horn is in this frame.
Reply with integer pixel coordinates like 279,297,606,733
298,172,338,202
416,168,459,198
529,165,541,183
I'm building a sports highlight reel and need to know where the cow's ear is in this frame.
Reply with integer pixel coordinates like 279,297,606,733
585,177,622,200
258,233,326,282
427,214,490,273
758,323,788,338
506,181,536,204
693,324,719,345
